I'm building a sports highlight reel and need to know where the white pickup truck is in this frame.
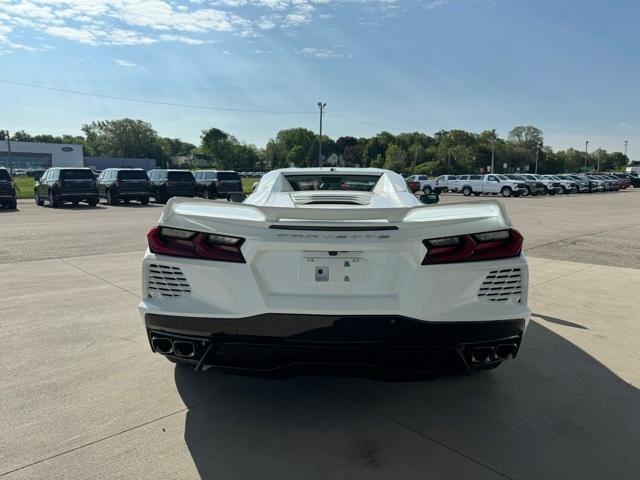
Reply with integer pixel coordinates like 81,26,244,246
453,174,528,197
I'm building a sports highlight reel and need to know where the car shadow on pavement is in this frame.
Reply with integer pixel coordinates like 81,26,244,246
174,321,640,480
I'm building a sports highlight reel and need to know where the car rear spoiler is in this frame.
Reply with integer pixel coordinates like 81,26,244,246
160,197,512,232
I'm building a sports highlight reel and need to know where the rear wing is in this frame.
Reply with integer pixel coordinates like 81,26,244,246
160,197,512,234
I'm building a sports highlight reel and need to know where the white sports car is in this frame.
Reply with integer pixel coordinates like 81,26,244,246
139,168,530,378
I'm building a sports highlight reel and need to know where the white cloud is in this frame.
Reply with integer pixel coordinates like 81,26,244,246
425,0,449,10
299,47,342,59
0,0,408,51
113,58,146,70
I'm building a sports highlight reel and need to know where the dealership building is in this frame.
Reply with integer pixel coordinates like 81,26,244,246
0,141,158,172
0,140,83,172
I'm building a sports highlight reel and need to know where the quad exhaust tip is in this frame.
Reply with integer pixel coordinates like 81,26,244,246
152,337,173,355
470,343,518,363
173,341,196,358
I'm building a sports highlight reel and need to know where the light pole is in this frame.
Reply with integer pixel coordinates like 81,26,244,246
317,102,326,167
2,130,11,174
490,139,495,173
535,144,540,174
584,140,589,168
624,140,629,161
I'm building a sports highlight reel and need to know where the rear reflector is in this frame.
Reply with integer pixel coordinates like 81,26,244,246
422,229,523,265
148,226,245,263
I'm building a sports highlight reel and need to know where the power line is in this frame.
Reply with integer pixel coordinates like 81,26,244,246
0,78,317,115
325,112,408,132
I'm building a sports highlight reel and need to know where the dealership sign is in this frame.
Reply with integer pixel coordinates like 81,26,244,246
61,147,74,152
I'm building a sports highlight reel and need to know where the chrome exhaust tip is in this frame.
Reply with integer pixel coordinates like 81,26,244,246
471,346,494,363
494,343,517,360
152,337,173,355
173,341,196,358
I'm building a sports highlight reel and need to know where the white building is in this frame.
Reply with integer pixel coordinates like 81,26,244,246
0,140,83,172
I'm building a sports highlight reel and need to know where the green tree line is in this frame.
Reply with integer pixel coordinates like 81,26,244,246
1,120,630,174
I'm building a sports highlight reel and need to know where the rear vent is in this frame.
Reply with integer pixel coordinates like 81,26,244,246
290,192,373,205
147,263,191,298
478,268,523,303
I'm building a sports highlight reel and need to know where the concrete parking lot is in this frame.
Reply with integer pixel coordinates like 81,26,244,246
1,191,639,479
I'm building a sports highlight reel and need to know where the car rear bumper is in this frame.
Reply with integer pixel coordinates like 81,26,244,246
116,191,149,197
0,194,15,200
145,314,527,377
58,192,98,199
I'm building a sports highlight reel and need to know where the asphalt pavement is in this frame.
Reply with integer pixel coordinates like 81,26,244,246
0,191,638,479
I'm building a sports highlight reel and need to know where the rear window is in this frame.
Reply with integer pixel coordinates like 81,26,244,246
167,171,194,181
470,175,482,180
118,170,148,180
61,169,94,180
217,172,240,181
0,169,10,181
285,174,380,191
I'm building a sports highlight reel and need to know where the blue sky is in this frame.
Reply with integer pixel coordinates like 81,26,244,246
0,0,638,157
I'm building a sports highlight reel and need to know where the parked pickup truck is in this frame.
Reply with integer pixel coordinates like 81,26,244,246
404,175,446,194
454,174,528,197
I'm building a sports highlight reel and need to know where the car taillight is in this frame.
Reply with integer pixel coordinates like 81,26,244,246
147,226,245,263
422,229,523,265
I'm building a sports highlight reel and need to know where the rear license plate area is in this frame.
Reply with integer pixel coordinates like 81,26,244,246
299,257,367,283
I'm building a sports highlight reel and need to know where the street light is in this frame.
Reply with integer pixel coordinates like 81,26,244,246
2,130,11,174
317,102,326,167
584,140,589,168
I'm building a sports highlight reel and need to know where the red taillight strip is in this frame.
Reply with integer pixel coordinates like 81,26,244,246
422,229,523,265
147,226,246,263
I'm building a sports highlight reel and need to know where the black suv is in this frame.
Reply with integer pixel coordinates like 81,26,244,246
147,169,195,204
35,168,99,208
0,168,17,209
97,168,150,205
194,170,243,199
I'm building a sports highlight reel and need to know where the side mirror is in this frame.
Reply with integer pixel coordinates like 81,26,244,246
419,192,439,204
227,193,246,203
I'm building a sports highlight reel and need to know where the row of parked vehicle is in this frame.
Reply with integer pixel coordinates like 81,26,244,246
406,172,638,197
0,167,244,210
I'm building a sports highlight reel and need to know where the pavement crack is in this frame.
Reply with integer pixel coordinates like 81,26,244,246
0,388,242,477
528,264,595,288
339,391,517,480
525,222,640,254
58,258,141,299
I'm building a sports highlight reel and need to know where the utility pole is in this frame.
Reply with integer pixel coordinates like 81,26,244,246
317,102,326,167
3,130,12,174
490,140,495,173
624,140,629,161
413,146,417,171
597,149,601,171
535,144,539,174
584,140,589,168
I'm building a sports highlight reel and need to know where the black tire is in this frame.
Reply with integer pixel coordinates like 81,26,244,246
87,198,98,207
523,187,531,196
72,200,79,207
513,192,521,197
561,186,568,195
140,196,149,205
8,199,17,210
548,189,556,196
203,189,210,199
501,187,512,197
157,189,168,204
473,192,481,196
543,186,549,195
49,191,60,208
35,192,44,206
462,186,472,196
106,189,118,205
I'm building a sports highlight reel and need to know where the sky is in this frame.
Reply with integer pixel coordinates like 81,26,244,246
0,0,639,158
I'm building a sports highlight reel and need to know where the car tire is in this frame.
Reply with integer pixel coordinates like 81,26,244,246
140,196,149,205
87,198,98,207
35,192,44,206
523,187,531,196
473,192,481,196
462,187,472,196
49,191,60,208
72,200,79,207
157,190,168,204
543,186,549,195
501,187,512,197
8,199,17,210
203,190,210,199
107,190,118,205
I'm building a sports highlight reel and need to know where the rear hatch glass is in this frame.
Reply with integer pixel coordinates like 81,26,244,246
61,169,94,180
217,172,240,181
118,170,148,180
0,170,11,181
285,174,380,191
168,171,194,182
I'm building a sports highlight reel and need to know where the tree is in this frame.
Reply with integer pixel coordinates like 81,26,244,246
383,144,408,172
82,119,161,159
286,145,306,166
507,126,543,151
335,136,358,155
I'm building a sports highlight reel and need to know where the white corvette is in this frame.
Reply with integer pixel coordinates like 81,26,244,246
139,168,530,377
